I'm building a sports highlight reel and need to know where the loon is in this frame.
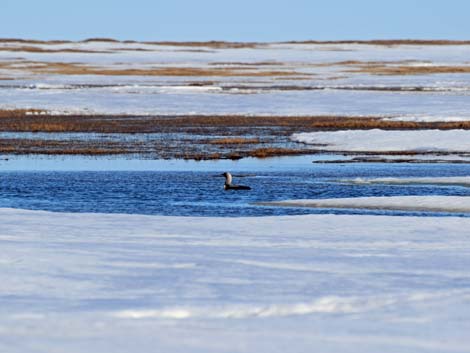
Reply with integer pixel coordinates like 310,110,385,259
222,172,251,190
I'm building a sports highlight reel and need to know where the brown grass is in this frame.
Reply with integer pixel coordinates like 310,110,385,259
3,38,470,47
143,41,261,49
284,39,470,46
0,46,107,54
0,109,48,118
312,59,431,68
12,61,302,77
0,38,72,44
0,138,134,155
3,111,470,133
245,148,311,158
349,64,470,75
2,110,470,159
81,38,121,43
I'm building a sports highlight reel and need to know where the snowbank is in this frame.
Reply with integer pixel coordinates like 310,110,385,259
1,208,470,352
340,176,470,187
292,129,470,152
260,195,470,213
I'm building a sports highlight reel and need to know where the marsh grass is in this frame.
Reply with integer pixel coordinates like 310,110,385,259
0,46,108,54
346,64,470,75
7,61,301,77
3,38,470,46
2,111,470,133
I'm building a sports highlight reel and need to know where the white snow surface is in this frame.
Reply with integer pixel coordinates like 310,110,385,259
385,115,470,122
3,42,470,118
292,129,470,152
261,196,470,213
340,176,470,187
1,208,470,352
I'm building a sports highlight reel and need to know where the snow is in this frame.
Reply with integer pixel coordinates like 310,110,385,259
260,195,470,213
340,176,470,187
3,42,470,118
292,129,470,152
385,115,470,122
1,208,470,352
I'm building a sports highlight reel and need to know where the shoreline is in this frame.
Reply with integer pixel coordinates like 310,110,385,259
2,110,470,160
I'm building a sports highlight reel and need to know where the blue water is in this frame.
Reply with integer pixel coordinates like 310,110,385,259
1,157,470,217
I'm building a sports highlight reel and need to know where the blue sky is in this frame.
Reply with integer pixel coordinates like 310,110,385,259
1,0,469,41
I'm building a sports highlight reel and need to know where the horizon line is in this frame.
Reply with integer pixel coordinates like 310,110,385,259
2,38,470,46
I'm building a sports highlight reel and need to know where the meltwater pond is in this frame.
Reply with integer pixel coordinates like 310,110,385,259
1,156,470,217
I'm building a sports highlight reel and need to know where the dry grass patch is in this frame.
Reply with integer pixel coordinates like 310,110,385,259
0,46,108,54
348,64,470,75
19,61,302,77
3,110,470,160
0,38,72,44
0,138,134,155
144,41,260,49
284,40,470,46
81,38,120,43
3,111,470,134
217,148,314,160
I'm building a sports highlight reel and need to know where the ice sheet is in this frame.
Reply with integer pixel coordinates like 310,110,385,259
1,208,470,352
292,129,470,152
261,195,470,213
339,176,470,187
2,42,470,118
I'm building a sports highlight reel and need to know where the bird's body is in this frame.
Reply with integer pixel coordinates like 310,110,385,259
222,172,251,190
224,184,251,190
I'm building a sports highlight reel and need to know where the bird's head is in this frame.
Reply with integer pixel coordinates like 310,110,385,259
221,172,232,185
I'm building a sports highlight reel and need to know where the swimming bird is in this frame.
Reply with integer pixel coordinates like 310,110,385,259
221,172,251,190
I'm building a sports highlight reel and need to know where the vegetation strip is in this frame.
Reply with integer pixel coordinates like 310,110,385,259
2,110,470,159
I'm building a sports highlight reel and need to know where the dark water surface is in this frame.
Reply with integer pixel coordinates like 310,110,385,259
1,156,470,217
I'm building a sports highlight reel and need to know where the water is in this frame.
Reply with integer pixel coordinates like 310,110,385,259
1,157,470,217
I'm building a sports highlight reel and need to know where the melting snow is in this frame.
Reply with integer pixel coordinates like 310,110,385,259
292,129,470,152
340,176,470,187
1,208,470,352
261,195,470,213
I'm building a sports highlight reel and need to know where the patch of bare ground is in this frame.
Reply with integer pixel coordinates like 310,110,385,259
0,46,108,54
143,41,261,49
3,111,470,133
0,139,135,155
348,64,470,75
0,38,261,48
0,109,48,118
2,110,470,159
81,38,121,43
284,39,470,45
244,148,312,158
3,38,470,48
312,59,431,68
13,61,302,77
0,38,72,44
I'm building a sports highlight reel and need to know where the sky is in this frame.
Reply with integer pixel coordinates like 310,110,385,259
1,0,469,41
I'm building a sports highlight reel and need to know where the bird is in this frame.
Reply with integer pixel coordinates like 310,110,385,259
221,172,251,190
